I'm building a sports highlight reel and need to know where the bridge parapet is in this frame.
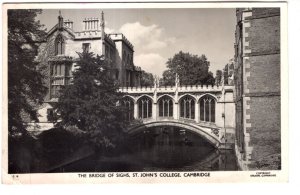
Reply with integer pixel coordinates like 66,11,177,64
119,85,234,94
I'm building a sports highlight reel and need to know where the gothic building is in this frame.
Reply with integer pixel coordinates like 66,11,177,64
34,11,142,126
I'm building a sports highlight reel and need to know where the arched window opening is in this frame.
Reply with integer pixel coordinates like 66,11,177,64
199,95,216,123
51,85,61,98
158,96,173,117
129,55,133,66
138,96,152,119
127,54,130,66
180,96,195,119
115,70,119,80
123,51,126,64
55,35,65,55
123,97,134,121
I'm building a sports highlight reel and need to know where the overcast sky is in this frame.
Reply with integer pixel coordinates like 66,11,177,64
37,9,236,77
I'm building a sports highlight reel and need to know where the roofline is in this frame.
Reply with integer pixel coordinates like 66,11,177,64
46,24,75,39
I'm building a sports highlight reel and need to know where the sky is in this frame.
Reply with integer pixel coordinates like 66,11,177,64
37,9,236,77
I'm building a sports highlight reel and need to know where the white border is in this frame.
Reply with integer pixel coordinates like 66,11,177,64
2,1,288,184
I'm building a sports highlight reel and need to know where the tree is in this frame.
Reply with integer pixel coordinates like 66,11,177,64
223,63,234,85
8,9,47,135
224,64,229,85
203,71,215,85
160,69,175,86
56,52,127,149
215,70,222,86
140,70,154,87
160,51,215,86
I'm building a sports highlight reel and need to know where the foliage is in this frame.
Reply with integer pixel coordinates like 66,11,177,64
223,63,234,85
9,127,87,173
203,71,215,86
8,9,47,135
215,70,223,86
160,69,174,86
8,132,36,173
56,52,128,149
140,70,154,87
160,51,215,86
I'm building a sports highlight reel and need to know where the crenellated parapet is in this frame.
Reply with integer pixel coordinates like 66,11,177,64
109,33,134,51
119,84,233,94
75,30,102,38
64,19,74,30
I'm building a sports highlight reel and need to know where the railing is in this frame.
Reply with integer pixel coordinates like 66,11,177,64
119,84,227,93
76,30,100,37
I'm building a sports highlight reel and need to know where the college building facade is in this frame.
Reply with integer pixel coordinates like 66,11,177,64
33,11,142,126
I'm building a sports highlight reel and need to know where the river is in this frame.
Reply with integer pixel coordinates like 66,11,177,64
50,126,237,172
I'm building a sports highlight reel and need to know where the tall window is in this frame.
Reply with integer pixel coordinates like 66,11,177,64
158,96,173,117
55,35,65,55
82,43,90,53
51,85,61,98
123,51,126,62
138,96,152,119
115,70,119,80
126,71,131,87
200,95,216,123
65,64,71,76
47,108,56,122
51,65,57,76
180,95,195,119
51,64,65,76
123,97,134,121
127,54,130,66
110,49,114,62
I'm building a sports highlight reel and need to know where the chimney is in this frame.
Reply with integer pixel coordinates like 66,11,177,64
83,17,99,31
58,10,63,30
64,19,74,29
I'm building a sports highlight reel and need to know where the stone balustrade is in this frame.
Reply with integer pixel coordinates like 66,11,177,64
119,84,232,94
75,30,101,39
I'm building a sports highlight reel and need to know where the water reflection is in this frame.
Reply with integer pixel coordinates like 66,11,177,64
50,126,237,172
127,126,237,171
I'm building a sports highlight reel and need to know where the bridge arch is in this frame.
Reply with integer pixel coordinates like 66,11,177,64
127,121,221,148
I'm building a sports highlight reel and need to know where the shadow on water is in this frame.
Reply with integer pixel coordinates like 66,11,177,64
50,126,237,172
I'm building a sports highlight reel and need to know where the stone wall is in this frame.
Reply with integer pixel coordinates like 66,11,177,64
247,54,280,93
247,96,281,163
234,8,281,170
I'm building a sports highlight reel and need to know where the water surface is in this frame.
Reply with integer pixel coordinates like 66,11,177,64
51,126,237,172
